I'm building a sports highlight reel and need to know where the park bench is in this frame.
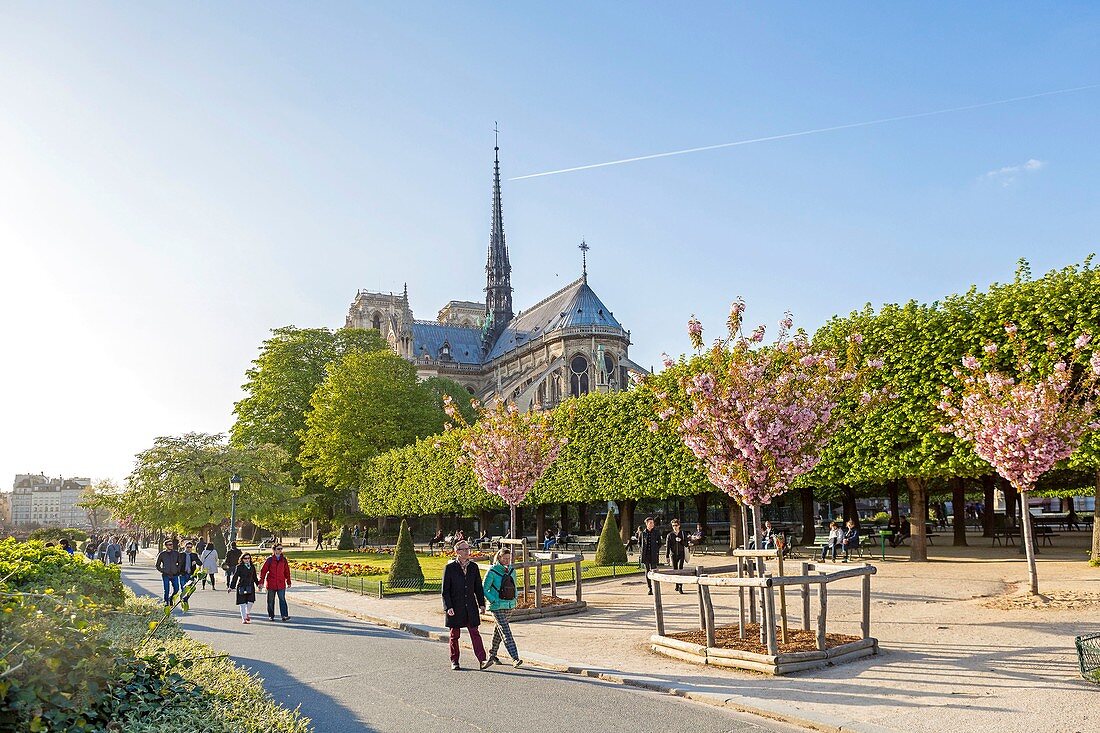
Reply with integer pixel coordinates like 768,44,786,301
561,535,599,552
803,536,871,560
992,525,1059,547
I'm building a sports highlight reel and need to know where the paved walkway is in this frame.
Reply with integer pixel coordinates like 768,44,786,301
273,533,1100,733
123,556,793,733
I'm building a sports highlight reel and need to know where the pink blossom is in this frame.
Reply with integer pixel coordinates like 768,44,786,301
867,358,885,369
1091,352,1100,376
849,333,863,345
1005,323,1018,335
962,355,981,370
1075,333,1092,349
983,343,998,354
653,305,876,508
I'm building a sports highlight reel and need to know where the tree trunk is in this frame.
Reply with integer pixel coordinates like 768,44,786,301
906,477,928,562
435,514,444,533
536,505,546,544
888,479,900,525
617,500,635,545
560,503,569,533
1003,480,1018,528
695,493,709,536
1018,487,1040,594
726,495,742,554
515,506,525,539
840,486,858,527
750,502,768,644
800,486,816,545
1092,470,1100,563
952,477,968,546
509,505,517,540
577,502,589,534
479,511,492,535
981,475,995,537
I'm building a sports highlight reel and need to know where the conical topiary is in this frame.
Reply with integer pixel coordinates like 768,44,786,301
594,510,628,566
387,519,424,587
337,525,355,550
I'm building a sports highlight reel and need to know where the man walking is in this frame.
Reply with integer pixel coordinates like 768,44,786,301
441,541,487,670
155,539,183,608
224,542,242,586
665,519,688,593
260,544,292,621
639,517,661,595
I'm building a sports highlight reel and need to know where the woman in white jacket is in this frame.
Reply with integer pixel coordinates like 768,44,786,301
820,521,842,562
199,543,221,589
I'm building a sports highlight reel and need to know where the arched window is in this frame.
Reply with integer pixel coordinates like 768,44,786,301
604,352,617,389
570,354,589,397
372,312,382,331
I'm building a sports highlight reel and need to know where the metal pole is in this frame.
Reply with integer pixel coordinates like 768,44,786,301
229,492,238,544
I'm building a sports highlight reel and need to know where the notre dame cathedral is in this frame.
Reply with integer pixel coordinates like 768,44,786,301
345,144,647,409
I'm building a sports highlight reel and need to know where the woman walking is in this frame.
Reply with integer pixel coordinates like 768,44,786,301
481,547,522,669
199,543,220,589
228,552,260,624
126,537,138,565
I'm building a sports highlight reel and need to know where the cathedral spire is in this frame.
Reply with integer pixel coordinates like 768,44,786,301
579,239,589,282
485,124,513,345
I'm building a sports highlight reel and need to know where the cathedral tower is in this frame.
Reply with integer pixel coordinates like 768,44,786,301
484,137,513,348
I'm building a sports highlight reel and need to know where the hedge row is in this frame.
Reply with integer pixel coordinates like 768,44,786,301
355,258,1100,519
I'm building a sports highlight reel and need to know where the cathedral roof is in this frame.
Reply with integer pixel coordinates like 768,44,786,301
411,321,483,365
486,277,624,362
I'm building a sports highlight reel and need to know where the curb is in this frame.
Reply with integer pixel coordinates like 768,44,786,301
293,592,897,733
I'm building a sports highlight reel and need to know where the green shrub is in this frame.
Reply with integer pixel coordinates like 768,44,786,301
337,525,354,550
0,541,312,733
387,519,424,586
28,527,89,543
872,511,891,525
0,538,122,604
594,512,627,566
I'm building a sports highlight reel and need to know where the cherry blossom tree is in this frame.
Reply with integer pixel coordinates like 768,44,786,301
655,299,884,560
443,396,565,540
939,326,1100,595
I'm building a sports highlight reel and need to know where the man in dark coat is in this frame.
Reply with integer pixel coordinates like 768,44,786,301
224,542,242,586
639,517,661,595
441,541,487,670
155,538,183,607
665,518,688,594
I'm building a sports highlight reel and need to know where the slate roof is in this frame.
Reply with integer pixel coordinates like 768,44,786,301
411,321,483,365
486,277,625,362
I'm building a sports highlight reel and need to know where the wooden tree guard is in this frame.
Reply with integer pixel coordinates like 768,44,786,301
647,560,878,675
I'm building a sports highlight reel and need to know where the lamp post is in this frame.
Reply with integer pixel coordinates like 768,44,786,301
229,473,241,545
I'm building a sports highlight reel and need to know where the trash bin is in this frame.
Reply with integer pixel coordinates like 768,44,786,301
1076,633,1100,684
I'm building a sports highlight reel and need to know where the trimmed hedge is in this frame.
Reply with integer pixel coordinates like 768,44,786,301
594,511,628,566
387,519,424,586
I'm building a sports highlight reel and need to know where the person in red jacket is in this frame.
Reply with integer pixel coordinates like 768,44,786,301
259,544,292,621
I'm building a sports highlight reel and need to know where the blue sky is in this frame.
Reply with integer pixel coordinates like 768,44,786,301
1,2,1098,485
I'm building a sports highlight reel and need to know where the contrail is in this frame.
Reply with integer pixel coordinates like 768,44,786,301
509,83,1100,181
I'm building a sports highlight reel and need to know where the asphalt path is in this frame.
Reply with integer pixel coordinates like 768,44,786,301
122,561,792,733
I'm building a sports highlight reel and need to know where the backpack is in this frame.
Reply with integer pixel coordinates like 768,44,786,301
499,570,516,601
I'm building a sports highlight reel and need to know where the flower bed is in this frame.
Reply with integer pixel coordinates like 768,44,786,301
289,560,387,577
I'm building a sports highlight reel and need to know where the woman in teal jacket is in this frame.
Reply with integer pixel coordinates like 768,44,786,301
481,547,522,669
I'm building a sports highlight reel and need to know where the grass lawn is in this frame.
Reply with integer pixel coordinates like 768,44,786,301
276,548,641,591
